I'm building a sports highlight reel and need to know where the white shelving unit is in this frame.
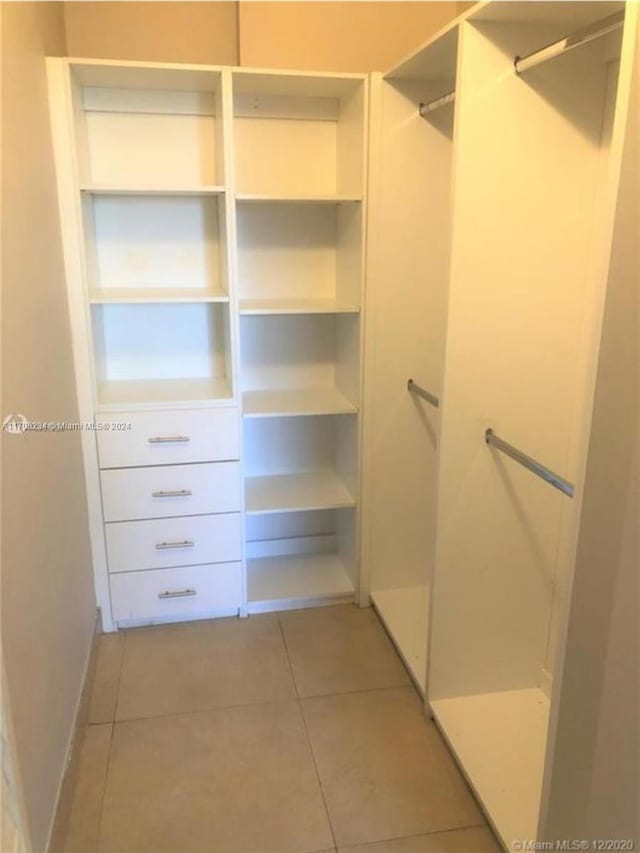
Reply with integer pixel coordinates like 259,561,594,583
48,57,367,627
233,69,366,613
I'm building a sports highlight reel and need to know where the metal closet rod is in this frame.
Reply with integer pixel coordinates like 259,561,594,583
407,378,440,408
485,429,574,498
419,90,456,117
515,10,625,74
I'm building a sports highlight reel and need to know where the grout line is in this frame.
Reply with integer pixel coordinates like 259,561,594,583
113,695,301,727
109,684,412,726
337,822,491,850
111,629,127,725
297,697,338,852
277,616,338,850
93,631,127,851
92,722,115,853
277,612,300,699
299,682,413,703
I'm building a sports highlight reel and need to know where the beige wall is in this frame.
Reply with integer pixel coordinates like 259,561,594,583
63,1,464,73
1,3,97,851
64,1,238,64
238,1,459,72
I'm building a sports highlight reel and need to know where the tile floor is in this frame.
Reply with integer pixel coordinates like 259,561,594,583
57,604,501,853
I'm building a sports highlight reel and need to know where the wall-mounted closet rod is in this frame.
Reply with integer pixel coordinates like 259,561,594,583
419,91,455,117
515,10,624,74
485,428,574,498
407,378,439,408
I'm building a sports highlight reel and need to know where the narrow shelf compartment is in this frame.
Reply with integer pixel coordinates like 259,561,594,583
90,288,229,304
236,194,361,204
81,185,225,196
233,71,365,198
236,201,362,310
92,302,233,410
240,315,360,407
84,193,228,294
245,471,356,515
73,69,225,188
248,553,354,613
97,376,232,411
243,388,357,418
239,298,359,315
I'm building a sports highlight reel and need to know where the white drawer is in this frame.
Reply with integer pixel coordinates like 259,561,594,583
101,462,241,522
105,513,242,573
97,409,239,469
110,562,242,624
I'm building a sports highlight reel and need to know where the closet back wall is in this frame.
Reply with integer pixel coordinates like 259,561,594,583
63,1,467,72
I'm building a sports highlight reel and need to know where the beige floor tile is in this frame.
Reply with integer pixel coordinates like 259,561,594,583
280,605,410,697
115,615,296,720
337,826,500,852
89,633,125,724
60,724,112,853
302,687,483,848
98,701,334,853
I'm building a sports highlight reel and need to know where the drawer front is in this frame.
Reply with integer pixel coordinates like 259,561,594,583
105,513,242,573
110,562,242,623
101,462,241,522
97,409,240,469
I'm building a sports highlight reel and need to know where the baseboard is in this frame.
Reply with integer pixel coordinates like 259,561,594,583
46,610,101,853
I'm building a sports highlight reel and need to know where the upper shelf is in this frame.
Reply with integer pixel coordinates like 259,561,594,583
236,194,361,204
243,388,358,418
239,298,360,316
386,25,459,82
89,288,229,305
96,376,233,411
80,185,226,196
245,470,356,515
69,59,223,93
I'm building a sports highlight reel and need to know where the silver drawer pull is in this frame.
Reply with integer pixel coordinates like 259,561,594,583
155,540,195,550
151,489,192,498
148,435,190,444
158,589,197,599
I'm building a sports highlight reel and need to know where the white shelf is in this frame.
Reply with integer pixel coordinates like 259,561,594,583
371,585,429,693
89,288,229,304
81,184,226,196
236,193,361,204
245,471,356,515
247,552,354,613
96,376,233,411
239,298,359,315
243,388,357,418
431,688,550,849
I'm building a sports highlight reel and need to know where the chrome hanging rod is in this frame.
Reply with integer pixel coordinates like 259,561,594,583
407,378,440,408
419,90,456,117
515,10,624,74
485,429,574,498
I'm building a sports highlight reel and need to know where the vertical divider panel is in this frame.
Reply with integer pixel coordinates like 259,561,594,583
350,77,369,603
222,67,248,616
46,59,114,630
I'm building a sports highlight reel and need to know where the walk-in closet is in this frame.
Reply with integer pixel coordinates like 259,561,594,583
42,1,639,849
